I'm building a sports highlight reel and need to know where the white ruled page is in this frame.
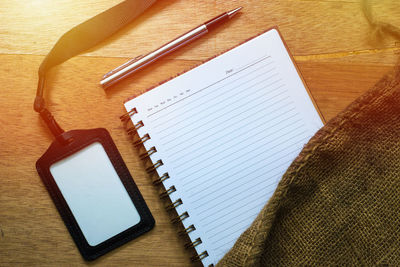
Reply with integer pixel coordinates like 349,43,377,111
124,28,323,266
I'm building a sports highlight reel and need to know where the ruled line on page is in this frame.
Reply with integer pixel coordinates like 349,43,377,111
192,147,307,241
191,146,304,210
191,157,299,214
150,62,275,127
155,73,280,138
204,188,279,254
189,136,303,207
211,195,273,254
164,89,290,160
212,225,249,246
176,117,303,188
190,135,310,222
182,138,303,202
211,209,262,238
180,123,305,191
167,101,292,166
153,72,281,136
157,76,282,142
213,212,266,257
196,175,283,218
194,171,283,218
210,207,264,243
235,54,272,74
203,188,277,231
150,61,275,126
166,97,294,170
158,82,287,154
190,147,304,211
171,106,298,169
170,105,296,170
149,63,276,128
148,55,272,118
211,211,261,250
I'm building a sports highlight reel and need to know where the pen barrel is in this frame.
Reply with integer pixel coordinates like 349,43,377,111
204,13,229,31
100,25,208,88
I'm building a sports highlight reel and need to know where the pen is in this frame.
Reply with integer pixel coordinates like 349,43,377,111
100,7,242,88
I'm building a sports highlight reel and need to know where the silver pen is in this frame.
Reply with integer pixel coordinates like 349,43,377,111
100,7,242,88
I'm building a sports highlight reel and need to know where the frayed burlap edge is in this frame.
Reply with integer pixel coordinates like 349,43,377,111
216,63,400,267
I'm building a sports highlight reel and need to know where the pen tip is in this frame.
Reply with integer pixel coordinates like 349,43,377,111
227,7,243,18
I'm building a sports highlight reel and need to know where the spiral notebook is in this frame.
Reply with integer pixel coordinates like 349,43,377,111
122,28,324,266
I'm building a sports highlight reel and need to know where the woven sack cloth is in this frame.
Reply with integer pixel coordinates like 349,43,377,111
217,63,400,266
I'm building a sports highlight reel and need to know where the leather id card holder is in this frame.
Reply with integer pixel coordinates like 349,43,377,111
36,128,155,261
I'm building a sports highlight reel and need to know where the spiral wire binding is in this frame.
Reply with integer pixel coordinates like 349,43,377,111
146,159,163,173
166,198,183,211
171,212,189,224
133,133,150,147
127,120,144,135
153,172,169,185
185,238,202,249
120,107,138,122
121,107,209,263
159,186,176,199
178,224,196,236
140,146,157,160
191,251,209,262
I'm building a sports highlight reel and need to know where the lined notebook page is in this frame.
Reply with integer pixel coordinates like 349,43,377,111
125,29,323,266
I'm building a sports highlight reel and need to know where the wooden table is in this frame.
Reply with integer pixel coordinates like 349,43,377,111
1,0,399,266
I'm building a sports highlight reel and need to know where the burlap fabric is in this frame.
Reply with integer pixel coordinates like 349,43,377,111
217,63,400,266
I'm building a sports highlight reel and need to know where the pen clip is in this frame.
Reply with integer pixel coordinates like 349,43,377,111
102,54,144,79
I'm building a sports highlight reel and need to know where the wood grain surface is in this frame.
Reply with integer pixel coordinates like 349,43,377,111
0,0,399,266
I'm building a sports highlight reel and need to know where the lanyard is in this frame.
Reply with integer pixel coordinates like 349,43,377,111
34,0,156,142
